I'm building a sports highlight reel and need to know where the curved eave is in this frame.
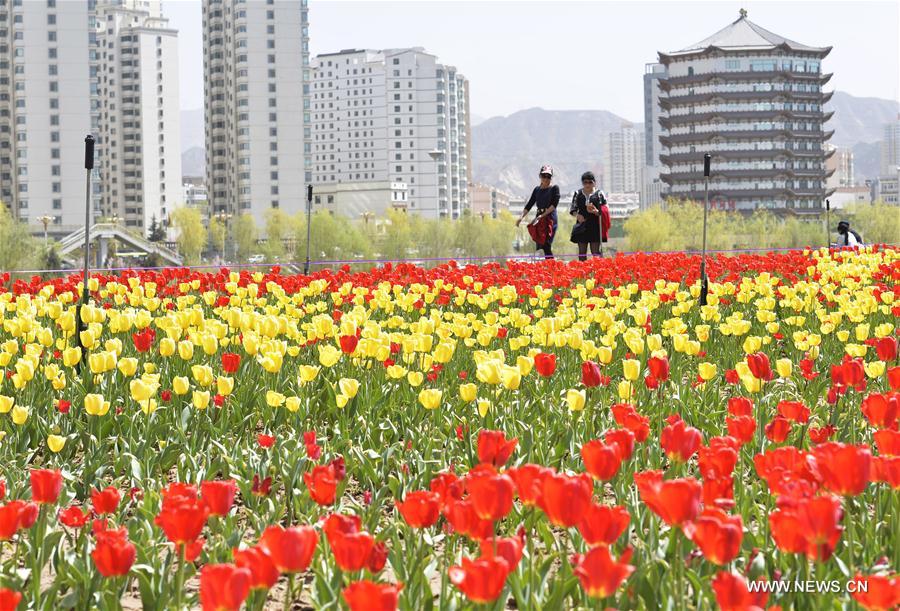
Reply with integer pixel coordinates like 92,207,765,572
659,43,832,65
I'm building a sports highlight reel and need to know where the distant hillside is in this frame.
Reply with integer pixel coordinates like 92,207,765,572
182,146,206,179
180,109,205,153
826,91,898,147
471,108,640,196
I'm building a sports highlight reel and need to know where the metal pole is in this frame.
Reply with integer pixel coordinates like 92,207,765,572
76,135,94,365
825,199,831,249
699,153,711,306
304,184,313,275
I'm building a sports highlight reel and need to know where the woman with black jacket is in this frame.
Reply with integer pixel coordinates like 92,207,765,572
516,165,560,259
569,171,610,260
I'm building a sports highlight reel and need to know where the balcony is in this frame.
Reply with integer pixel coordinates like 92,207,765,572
659,71,833,90
660,89,832,108
659,109,831,128
659,128,833,146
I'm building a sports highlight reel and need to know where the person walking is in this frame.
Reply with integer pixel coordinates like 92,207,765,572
516,165,560,259
568,171,610,260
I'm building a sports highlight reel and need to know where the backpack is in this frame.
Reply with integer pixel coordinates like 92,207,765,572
845,229,863,245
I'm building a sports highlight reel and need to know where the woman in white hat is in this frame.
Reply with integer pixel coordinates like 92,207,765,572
516,165,560,259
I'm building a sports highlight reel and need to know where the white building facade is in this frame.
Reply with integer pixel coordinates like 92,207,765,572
203,0,310,225
96,1,181,234
605,124,644,193
310,47,470,219
0,0,97,230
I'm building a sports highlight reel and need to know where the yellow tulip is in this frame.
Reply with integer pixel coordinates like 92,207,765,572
129,379,153,403
500,365,521,390
84,393,110,416
0,395,13,414
459,383,477,403
865,361,885,379
617,380,634,401
191,364,214,386
177,340,194,361
836,330,850,343
476,360,502,385
192,390,211,410
622,359,641,381
140,399,158,415
285,396,301,412
11,404,28,425
173,376,191,395
433,341,455,363
407,371,424,387
477,399,491,417
216,376,235,396
597,346,613,365
516,355,533,376
336,394,350,408
47,434,66,453
318,344,341,367
117,357,138,377
418,388,442,410
159,337,176,357
775,359,792,378
386,364,408,379
338,378,360,399
298,365,320,383
62,347,82,367
698,362,718,382
566,389,586,411
265,391,286,407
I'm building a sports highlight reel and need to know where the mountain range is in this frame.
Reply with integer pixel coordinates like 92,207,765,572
179,91,898,193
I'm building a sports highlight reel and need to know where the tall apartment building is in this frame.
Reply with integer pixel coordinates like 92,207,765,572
604,124,643,193
824,144,853,190
310,47,470,219
882,119,900,176
470,183,512,219
203,0,310,225
96,1,181,234
641,63,667,208
657,10,835,212
0,0,97,229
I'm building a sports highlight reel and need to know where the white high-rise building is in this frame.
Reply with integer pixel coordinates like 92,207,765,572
310,47,470,219
605,124,644,193
882,120,900,176
203,0,311,226
642,62,667,209
0,0,97,229
96,1,181,235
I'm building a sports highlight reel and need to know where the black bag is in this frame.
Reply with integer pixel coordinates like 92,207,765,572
570,221,590,243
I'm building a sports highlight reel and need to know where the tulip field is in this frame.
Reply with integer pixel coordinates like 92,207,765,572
0,247,898,610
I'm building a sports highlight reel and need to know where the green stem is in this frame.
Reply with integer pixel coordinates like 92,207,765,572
284,573,294,611
174,544,185,609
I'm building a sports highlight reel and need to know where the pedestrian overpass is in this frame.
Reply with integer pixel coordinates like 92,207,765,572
57,223,183,268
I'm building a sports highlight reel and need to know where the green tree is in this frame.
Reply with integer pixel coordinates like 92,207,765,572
263,208,291,260
41,244,62,271
380,209,414,261
418,216,457,263
0,205,36,271
845,200,900,245
170,207,207,265
148,215,166,242
233,214,258,263
208,217,227,258
624,205,675,252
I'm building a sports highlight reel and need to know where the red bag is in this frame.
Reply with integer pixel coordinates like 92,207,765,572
527,216,554,247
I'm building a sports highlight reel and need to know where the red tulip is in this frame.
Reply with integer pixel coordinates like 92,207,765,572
448,556,510,603
16,502,38,530
443,499,495,541
577,503,630,546
0,502,27,540
771,495,843,561
581,361,602,387
581,439,622,481
233,546,279,591
874,429,900,456
648,355,669,381
199,563,252,611
702,476,735,510
92,527,136,577
259,525,318,574
571,545,634,599
328,529,375,572
466,467,514,522
132,328,154,353
160,482,198,509
538,472,593,527
888,366,900,391
809,425,837,445
851,573,900,611
56,399,71,414
861,393,899,429
634,470,701,527
476,429,518,468
875,337,898,362
58,505,91,528
367,541,388,573
604,428,637,460
257,434,275,448
726,396,753,417
746,353,772,381
533,352,556,377
342,580,403,611
304,464,338,505
201,480,238,517
251,475,272,497
711,571,769,611
610,404,650,443
764,416,792,443
812,442,871,496
221,352,241,373
698,441,738,479
726,416,755,445
339,334,359,354
684,509,742,565
429,471,464,507
0,589,22,611
661,417,702,463
776,400,810,423
799,358,819,380
154,499,209,546
479,536,524,570
30,469,63,505
91,486,121,515
395,491,441,528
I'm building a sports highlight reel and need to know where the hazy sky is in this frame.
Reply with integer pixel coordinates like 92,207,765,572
164,0,899,122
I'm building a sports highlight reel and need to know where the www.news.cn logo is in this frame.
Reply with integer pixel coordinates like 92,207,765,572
747,580,868,594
